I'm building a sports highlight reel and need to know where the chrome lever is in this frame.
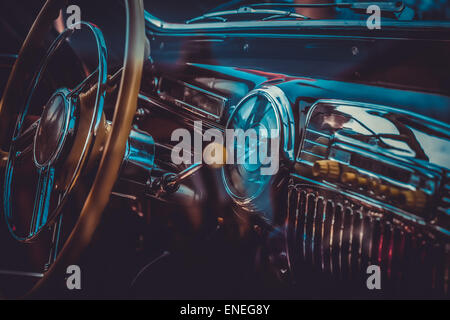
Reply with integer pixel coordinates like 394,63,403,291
0,149,8,169
153,142,227,194
157,163,204,194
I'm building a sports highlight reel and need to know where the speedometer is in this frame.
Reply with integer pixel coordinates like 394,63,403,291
222,86,295,216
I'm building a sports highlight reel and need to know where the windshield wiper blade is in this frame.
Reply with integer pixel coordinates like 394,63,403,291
186,6,310,24
248,1,414,20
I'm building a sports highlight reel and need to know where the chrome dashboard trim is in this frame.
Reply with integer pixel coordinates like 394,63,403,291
289,173,449,236
297,98,450,167
179,80,229,101
306,99,450,133
138,93,223,131
144,11,450,33
156,77,228,122
173,99,221,121
295,98,450,224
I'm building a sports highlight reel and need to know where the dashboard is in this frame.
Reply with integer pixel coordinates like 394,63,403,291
131,19,450,296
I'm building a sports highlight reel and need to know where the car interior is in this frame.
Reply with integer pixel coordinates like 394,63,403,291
0,0,448,300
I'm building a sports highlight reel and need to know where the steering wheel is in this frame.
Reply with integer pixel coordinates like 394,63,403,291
0,0,145,296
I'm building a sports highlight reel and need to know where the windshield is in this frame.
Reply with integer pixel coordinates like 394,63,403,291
144,0,450,23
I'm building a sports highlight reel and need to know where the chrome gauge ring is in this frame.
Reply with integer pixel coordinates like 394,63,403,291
222,85,295,216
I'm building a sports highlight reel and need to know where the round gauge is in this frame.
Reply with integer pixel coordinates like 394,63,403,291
222,86,294,214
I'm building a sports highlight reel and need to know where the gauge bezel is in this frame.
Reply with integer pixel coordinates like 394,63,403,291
222,85,295,212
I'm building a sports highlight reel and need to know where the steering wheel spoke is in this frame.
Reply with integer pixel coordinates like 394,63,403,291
45,210,64,270
29,165,56,238
69,68,99,97
12,118,40,160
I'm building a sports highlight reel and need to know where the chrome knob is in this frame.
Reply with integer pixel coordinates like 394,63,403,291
312,160,340,180
400,190,427,210
341,172,357,184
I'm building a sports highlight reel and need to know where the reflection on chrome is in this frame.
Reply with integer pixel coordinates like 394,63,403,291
289,99,449,295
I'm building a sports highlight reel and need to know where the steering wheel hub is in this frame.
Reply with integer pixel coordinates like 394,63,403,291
34,90,71,168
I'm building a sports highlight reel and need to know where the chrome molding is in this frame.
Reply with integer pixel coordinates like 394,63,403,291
138,93,223,131
286,181,449,294
290,173,448,235
144,11,450,33
156,77,228,122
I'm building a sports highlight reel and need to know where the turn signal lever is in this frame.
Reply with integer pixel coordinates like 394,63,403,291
152,163,204,194
151,142,227,195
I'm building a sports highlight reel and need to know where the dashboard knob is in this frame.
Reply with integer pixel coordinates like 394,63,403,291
416,191,427,209
312,160,340,180
312,160,328,177
341,172,368,187
341,172,357,184
369,178,380,191
388,186,401,199
400,190,427,210
377,184,390,196
356,175,368,187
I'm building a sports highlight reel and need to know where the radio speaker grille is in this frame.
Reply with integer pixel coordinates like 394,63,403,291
287,184,449,296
